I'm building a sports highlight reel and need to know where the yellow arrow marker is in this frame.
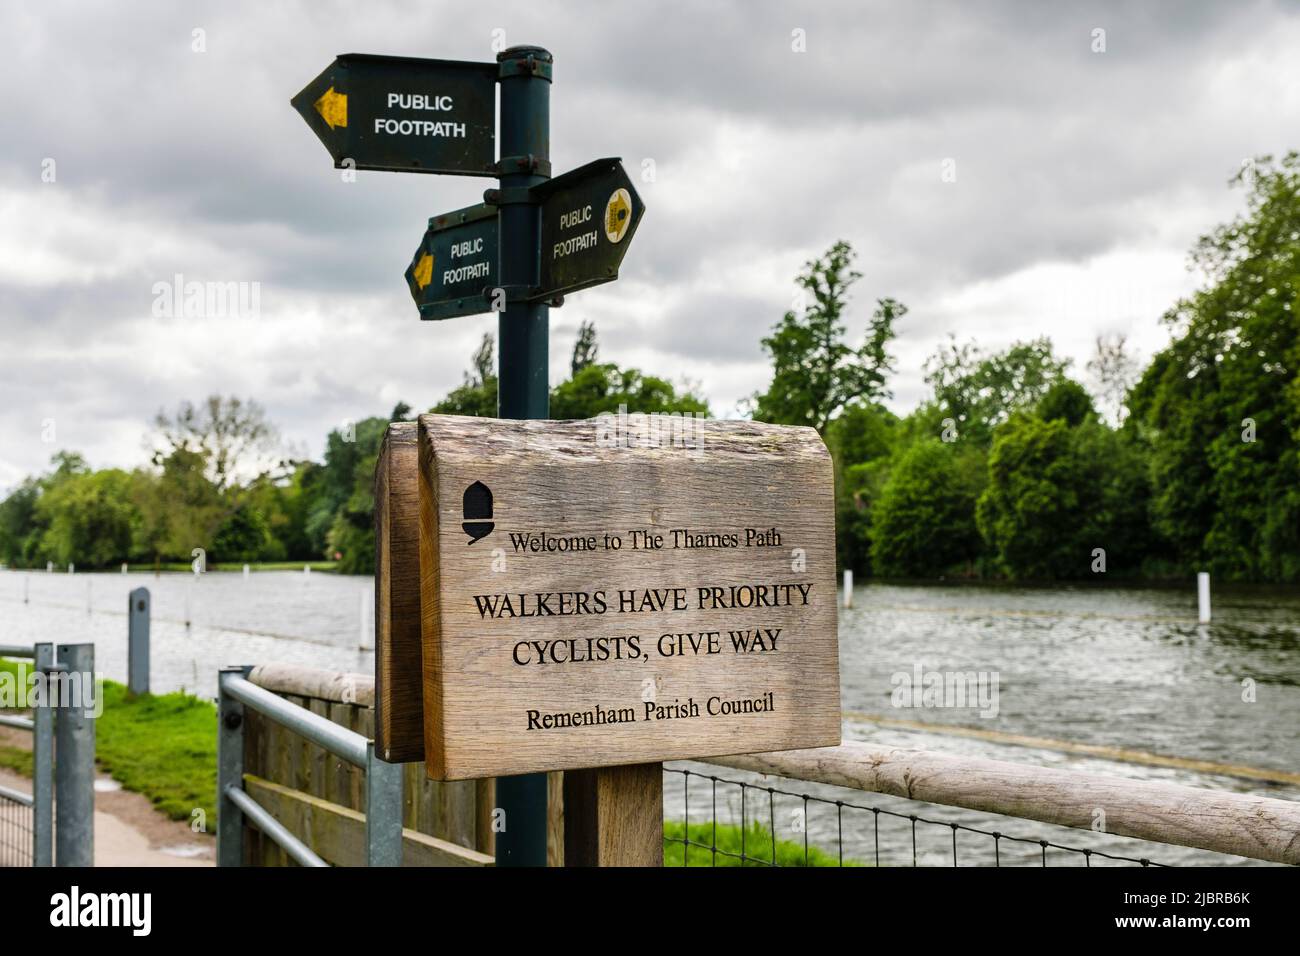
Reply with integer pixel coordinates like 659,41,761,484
412,253,433,290
314,86,347,130
604,188,632,244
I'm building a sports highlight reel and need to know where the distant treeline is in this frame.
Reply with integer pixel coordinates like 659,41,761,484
0,325,706,575
1,154,1296,582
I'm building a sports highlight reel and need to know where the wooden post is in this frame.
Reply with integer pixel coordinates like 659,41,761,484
563,763,663,867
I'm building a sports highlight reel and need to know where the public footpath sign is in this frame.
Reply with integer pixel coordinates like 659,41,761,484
291,54,497,175
405,204,500,320
534,158,645,300
415,414,842,781
294,52,645,320
294,45,668,865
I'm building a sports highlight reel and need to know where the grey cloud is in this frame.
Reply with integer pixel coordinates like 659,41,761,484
0,0,1296,486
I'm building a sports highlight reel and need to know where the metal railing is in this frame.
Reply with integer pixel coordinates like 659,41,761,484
664,743,1300,867
216,666,403,866
663,766,1171,866
0,642,95,867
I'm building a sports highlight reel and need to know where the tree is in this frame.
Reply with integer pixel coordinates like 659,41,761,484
870,439,984,577
1128,152,1300,580
922,336,1070,446
752,241,904,432
0,453,92,566
149,446,225,561
322,416,389,573
975,412,1150,579
0,479,42,566
1087,333,1140,425
212,504,279,563
570,320,599,377
152,396,283,491
825,402,898,573
976,415,1084,579
35,469,139,567
1037,379,1097,428
551,364,708,418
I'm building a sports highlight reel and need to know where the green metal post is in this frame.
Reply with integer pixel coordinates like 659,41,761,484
493,44,552,867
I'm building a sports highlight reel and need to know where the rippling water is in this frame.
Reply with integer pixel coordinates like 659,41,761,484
0,569,373,698
2,570,1296,865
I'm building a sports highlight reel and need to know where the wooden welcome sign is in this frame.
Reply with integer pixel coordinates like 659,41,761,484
399,412,841,780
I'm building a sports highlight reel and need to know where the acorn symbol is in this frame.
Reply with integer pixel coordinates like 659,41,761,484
462,481,494,544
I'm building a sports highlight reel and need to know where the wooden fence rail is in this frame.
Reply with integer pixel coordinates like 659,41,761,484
710,745,1300,865
241,664,1299,866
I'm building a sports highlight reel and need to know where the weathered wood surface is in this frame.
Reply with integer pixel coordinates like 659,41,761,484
418,413,841,780
249,663,374,707
564,763,663,867
373,422,425,761
708,743,1300,865
243,664,492,863
243,775,493,867
547,771,564,866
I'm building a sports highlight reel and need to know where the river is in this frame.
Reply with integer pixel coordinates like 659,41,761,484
2,570,1296,865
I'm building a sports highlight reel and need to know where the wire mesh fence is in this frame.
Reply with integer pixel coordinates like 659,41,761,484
662,764,1192,867
0,788,34,867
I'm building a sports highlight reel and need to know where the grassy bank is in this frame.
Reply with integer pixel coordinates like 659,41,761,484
0,658,217,825
663,820,857,866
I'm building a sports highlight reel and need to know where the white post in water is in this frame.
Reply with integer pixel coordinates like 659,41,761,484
68,563,74,574
304,564,311,579
184,579,193,629
23,575,29,604
46,561,53,573
243,563,250,580
1197,571,1211,623
843,569,853,609
121,562,128,574
86,578,92,615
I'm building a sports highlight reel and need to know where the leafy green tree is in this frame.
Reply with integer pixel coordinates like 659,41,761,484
35,469,139,567
753,240,904,432
1037,379,1097,428
151,447,225,560
976,415,1082,578
322,416,389,572
0,479,41,566
976,411,1150,579
870,439,984,577
825,402,898,572
1071,423,1153,576
551,364,708,418
212,504,280,562
1128,152,1300,580
923,337,1070,446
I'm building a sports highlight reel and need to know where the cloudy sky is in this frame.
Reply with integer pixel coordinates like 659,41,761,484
2,0,1298,490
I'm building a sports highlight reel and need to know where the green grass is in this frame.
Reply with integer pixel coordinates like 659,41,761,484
0,744,33,776
663,819,860,866
0,658,217,826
